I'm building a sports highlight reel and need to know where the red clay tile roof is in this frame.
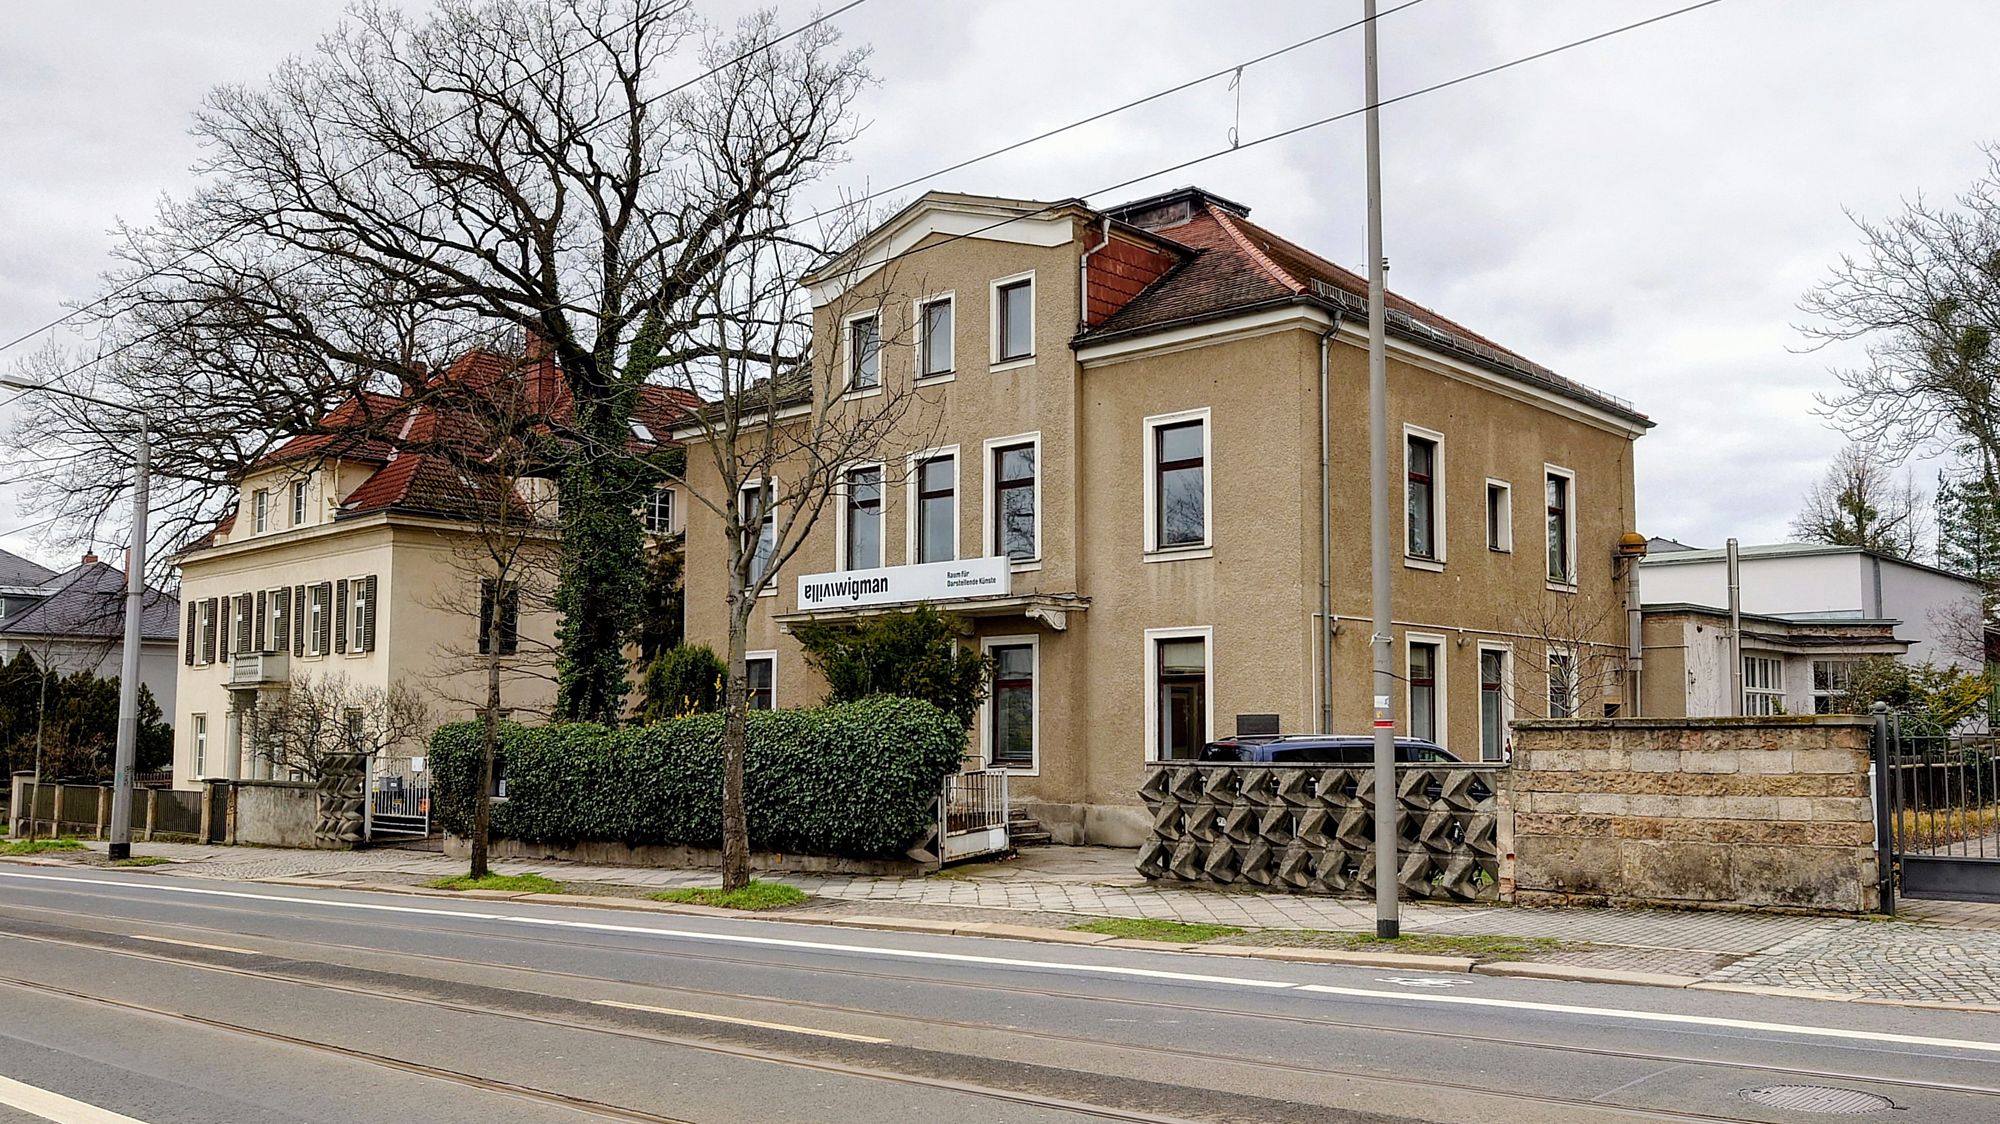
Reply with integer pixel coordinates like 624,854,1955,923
1087,188,1646,425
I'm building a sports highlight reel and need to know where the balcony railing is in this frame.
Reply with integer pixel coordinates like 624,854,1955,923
229,651,289,687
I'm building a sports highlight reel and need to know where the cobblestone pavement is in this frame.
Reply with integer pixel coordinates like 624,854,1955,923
1705,921,2000,1006
28,841,2000,1008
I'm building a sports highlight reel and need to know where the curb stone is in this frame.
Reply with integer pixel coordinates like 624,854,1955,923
1474,962,1701,988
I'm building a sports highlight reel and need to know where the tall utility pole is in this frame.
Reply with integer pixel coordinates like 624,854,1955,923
0,375,149,859
1363,0,1400,939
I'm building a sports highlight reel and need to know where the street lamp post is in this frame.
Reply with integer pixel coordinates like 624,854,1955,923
0,375,149,859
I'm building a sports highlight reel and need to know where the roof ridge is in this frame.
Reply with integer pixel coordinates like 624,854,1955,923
1206,204,1305,294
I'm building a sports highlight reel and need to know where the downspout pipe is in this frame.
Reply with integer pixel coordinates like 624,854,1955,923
1319,319,1341,733
1726,537,1743,714
1080,216,1112,326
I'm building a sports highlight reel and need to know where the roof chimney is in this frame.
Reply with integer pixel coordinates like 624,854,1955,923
81,552,98,565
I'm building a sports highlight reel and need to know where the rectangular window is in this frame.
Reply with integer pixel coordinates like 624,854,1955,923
253,489,269,533
919,297,953,378
345,577,368,654
915,454,956,564
1548,649,1576,719
306,585,327,656
1479,647,1510,762
745,653,776,710
478,579,520,656
1743,655,1784,715
196,599,215,664
1408,640,1440,743
992,441,1037,562
848,314,881,391
740,481,777,587
1487,480,1512,552
843,466,883,570
644,488,673,534
1154,635,1209,760
1405,431,1441,561
996,277,1033,362
291,480,308,526
192,714,207,778
1148,414,1208,551
1811,659,1855,715
1546,468,1575,584
986,640,1036,770
265,588,287,655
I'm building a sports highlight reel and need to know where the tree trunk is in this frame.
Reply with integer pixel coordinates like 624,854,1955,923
553,413,646,725
720,602,752,891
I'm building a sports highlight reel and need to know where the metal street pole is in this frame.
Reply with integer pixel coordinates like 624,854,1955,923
0,375,148,858
1363,0,1400,939
107,422,149,860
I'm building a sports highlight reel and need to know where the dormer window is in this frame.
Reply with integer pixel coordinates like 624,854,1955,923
291,480,308,527
253,489,270,533
630,420,655,443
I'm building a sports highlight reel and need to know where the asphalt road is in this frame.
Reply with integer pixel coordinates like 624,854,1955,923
0,867,1993,1123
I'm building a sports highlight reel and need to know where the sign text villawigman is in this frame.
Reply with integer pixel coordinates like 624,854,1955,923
795,556,1011,610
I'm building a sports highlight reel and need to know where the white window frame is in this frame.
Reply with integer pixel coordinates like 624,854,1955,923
842,308,883,398
739,476,780,597
195,599,214,665
834,460,887,571
1142,407,1213,560
914,292,955,383
990,270,1036,371
1476,642,1514,763
1544,463,1578,591
1485,478,1513,553
1547,645,1578,719
1402,424,1446,570
1743,653,1785,716
644,487,675,534
744,650,778,710
1811,658,1856,715
979,634,1040,775
192,713,208,779
253,488,270,534
981,431,1042,571
306,585,328,658
1143,625,1214,762
291,479,309,527
345,575,368,657
1405,632,1448,749
265,586,287,654
905,445,961,565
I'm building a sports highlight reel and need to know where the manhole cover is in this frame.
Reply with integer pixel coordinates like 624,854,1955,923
1740,1085,1896,1114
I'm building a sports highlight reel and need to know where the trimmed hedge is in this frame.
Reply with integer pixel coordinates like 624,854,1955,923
430,696,965,857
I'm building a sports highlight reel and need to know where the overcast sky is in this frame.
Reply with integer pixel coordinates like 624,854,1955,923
2,0,1995,570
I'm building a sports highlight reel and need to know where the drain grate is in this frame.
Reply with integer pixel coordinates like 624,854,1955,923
1739,1085,1896,1114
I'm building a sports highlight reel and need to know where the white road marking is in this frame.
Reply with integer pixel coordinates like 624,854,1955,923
1295,984,2000,1055
1376,977,1466,988
130,935,258,956
0,1074,151,1124
3,868,1996,1059
592,998,891,1043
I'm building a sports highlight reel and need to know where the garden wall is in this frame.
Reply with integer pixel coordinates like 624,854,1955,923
1506,716,1878,913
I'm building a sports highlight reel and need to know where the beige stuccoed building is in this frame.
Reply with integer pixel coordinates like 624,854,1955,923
682,186,1652,846
171,347,689,790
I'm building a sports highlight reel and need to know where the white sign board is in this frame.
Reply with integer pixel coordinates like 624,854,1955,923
797,556,1011,611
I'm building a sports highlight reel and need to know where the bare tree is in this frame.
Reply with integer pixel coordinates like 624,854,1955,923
1791,444,1929,558
259,672,429,782
1803,145,2000,498
1510,592,1628,720
5,0,872,722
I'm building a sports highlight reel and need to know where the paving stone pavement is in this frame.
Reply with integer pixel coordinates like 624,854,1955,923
30,841,2000,1009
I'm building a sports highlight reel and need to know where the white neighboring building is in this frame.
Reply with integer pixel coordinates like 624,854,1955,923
0,552,181,714
1639,543,1988,674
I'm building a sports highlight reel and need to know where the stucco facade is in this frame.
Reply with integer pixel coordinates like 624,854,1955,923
173,458,559,790
683,188,1649,844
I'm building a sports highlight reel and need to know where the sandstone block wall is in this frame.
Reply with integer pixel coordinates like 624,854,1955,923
1505,716,1878,913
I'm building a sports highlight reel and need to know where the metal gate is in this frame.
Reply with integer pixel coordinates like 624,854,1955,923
940,770,1009,862
1878,709,2000,906
366,756,432,841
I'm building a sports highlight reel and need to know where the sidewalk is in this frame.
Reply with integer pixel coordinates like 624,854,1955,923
27,840,2000,1011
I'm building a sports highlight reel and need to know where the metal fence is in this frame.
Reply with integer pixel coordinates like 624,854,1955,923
939,770,1009,862
366,756,432,840
1880,711,2000,904
151,789,204,839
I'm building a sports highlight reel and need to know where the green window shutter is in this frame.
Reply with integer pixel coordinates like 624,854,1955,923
334,580,348,654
